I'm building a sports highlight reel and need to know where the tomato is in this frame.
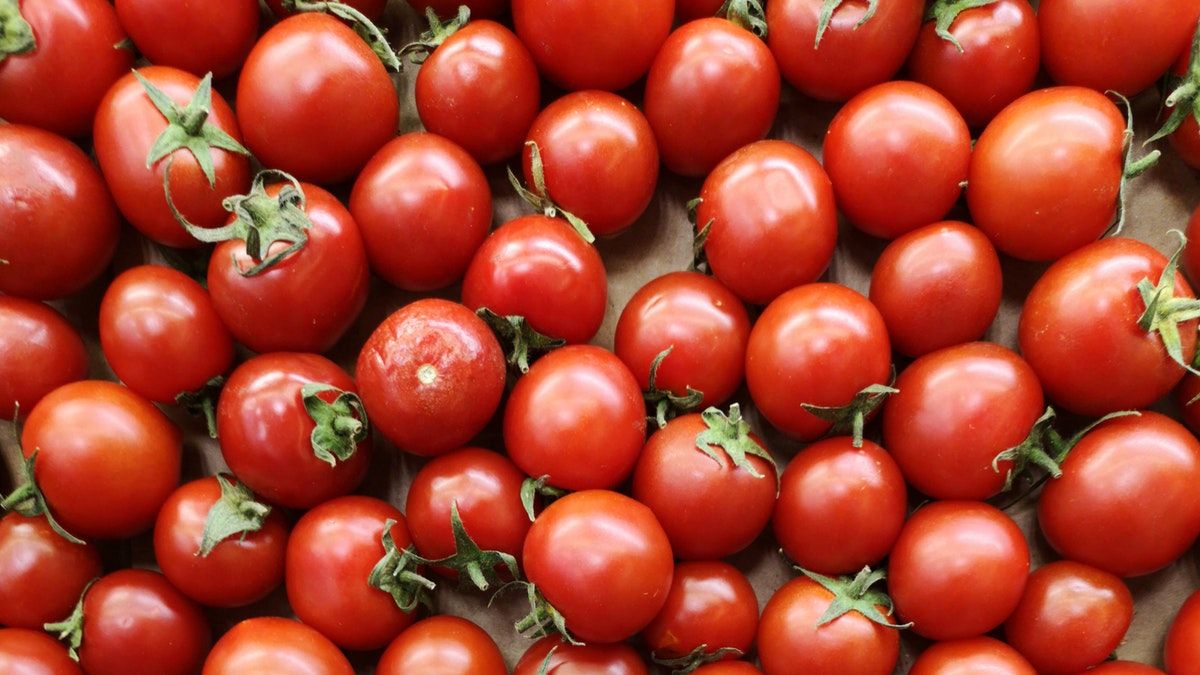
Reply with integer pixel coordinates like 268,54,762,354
1177,373,1200,436
514,636,648,675
1018,237,1196,416
645,17,780,176
1038,411,1200,577
218,353,370,509
745,283,892,441
153,476,288,608
1165,29,1200,170
642,561,759,664
412,0,507,20
909,637,1035,675
0,297,87,420
889,501,1029,640
0,628,82,675
695,140,838,305
0,0,133,137
767,0,923,102
631,410,776,560
357,299,506,457
1003,561,1133,674
0,124,120,299
1166,590,1200,674
350,133,492,291
237,12,399,184
202,617,353,675
1187,204,1200,285
115,0,258,78
823,81,971,239
677,0,722,21
869,221,1002,357
693,664,762,675
376,616,506,675
522,490,673,643
1086,663,1166,675
0,513,100,629
968,87,1131,262
773,437,906,575
265,0,386,21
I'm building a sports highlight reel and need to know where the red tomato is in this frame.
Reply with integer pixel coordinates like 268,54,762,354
523,490,673,643
1186,204,1200,284
909,637,1035,675
265,0,386,21
514,636,648,675
1167,590,1200,674
236,13,399,184
0,513,101,629
115,0,258,78
774,437,906,575
1165,29,1200,170
350,133,492,291
0,297,87,420
202,617,353,675
824,81,971,239
357,299,506,457
412,0,507,19
693,664,763,675
642,561,759,663
217,353,371,509
695,140,838,305
377,616,506,675
889,501,1029,640
1038,411,1200,577
0,628,82,675
1086,663,1166,675
0,124,120,299
1003,561,1133,674
0,0,132,137
869,221,1002,357
677,0,723,21
1177,373,1200,436
645,17,781,176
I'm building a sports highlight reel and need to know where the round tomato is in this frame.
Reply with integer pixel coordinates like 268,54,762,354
0,628,82,675
115,0,258,78
377,616,506,675
909,637,1035,675
1167,590,1200,674
1086,664,1166,675
0,513,101,629
0,297,87,420
642,561,759,664
514,636,648,675
202,617,353,675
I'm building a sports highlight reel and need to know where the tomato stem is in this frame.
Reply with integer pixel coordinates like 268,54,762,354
287,0,402,71
507,581,581,645
796,566,911,629
801,379,898,448
367,519,437,612
411,501,521,592
43,578,95,660
507,141,596,243
719,0,768,39
643,346,705,429
475,307,566,375
397,5,470,65
1110,92,1160,235
1136,230,1200,374
652,644,745,675
519,475,566,522
694,403,777,483
814,0,878,49
1146,19,1200,145
0,0,34,60
175,375,225,439
0,450,84,545
301,382,369,467
196,475,271,557
925,0,1000,53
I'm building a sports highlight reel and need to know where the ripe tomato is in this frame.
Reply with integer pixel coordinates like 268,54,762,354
377,616,506,675
869,221,1002,357
694,664,762,675
522,490,673,643
889,501,1029,640
909,637,1035,675
351,133,491,291
1038,411,1200,577
774,437,906,575
412,0,507,19
217,353,371,509
115,0,258,78
202,617,353,675
1166,590,1200,674
824,81,970,239
767,0,923,102
0,513,101,629
1003,561,1133,674
514,636,648,675
1087,664,1166,675
1177,373,1200,436
357,299,505,457
1187,203,1200,283
0,628,82,675
0,124,120,299
645,17,780,176
0,297,87,420
745,283,892,441
677,0,722,21
237,12,399,184
642,561,759,664
0,0,133,137
695,140,838,305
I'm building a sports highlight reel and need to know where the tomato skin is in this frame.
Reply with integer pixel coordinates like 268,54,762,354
909,637,1035,675
202,617,353,675
0,628,83,675
0,0,133,137
1166,591,1200,674
0,513,101,629
115,0,258,79
0,125,120,299
1018,237,1196,416
1038,412,1200,577
0,297,87,420
1169,109,1200,170
1086,663,1166,675
236,13,399,184
357,299,506,457
1185,204,1200,285
773,437,906,575
696,140,838,305
514,636,648,675
642,561,759,662
889,501,1029,640
677,0,722,21
645,18,781,177
1176,374,1200,436
693,664,762,675
350,133,492,291
1003,561,1133,674
264,0,385,20
824,81,971,239
412,0,507,19
376,616,506,675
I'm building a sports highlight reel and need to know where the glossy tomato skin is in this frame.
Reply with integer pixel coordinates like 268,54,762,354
824,81,971,239
462,215,607,344
645,18,780,177
696,140,838,304
505,346,646,490
0,297,87,420
774,437,906,575
94,66,251,248
208,182,370,354
767,0,923,102
1186,203,1200,284
286,496,417,650
0,125,120,299
1038,412,1200,577
202,617,353,675
908,637,1035,675
693,664,763,675
968,87,1127,261
237,13,398,184
1018,237,1196,416
677,0,722,21
1086,663,1166,675
0,628,83,675
376,616,506,675
889,501,1029,640
350,133,492,291
153,476,288,608
523,490,674,643
1003,561,1133,674
0,0,133,137
1167,591,1200,674
1177,374,1200,436
0,513,101,629
642,561,759,662
514,636,648,675
357,299,505,457
746,283,892,441
869,221,1002,357
217,353,370,509
115,0,258,78
22,381,181,539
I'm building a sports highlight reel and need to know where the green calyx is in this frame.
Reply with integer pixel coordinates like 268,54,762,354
1111,92,1161,235
44,578,95,661
801,381,898,448
695,403,776,481
653,645,745,675
196,475,271,557
688,197,712,274
520,475,567,522
508,141,596,244
1,450,83,545
506,581,581,645
175,375,225,439
798,566,910,630
925,0,999,52
398,5,470,65
645,346,704,429
537,646,559,675
815,0,878,48
415,501,520,592
367,519,437,612
1137,230,1200,373
1147,19,1200,147
718,0,767,38
475,307,566,375
301,382,369,467
285,0,401,70
0,0,34,61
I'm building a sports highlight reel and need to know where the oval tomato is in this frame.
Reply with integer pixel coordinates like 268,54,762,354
377,616,506,675
909,637,1035,675
1166,590,1200,674
514,636,648,675
642,561,759,664
115,0,258,78
202,617,353,675
0,628,82,675
0,513,101,629
0,297,87,420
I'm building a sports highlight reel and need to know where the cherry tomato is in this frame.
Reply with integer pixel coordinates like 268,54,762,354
115,0,258,78
693,664,762,675
0,628,82,675
514,636,648,675
1086,663,1166,675
0,513,101,629
1166,590,1200,674
202,617,353,675
377,616,506,675
0,297,87,420
642,561,759,663
909,637,1035,675
696,140,838,305
412,0,507,19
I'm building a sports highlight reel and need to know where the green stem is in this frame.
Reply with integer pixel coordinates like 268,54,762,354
287,0,401,71
0,0,35,60
397,5,470,65
719,0,768,38
507,142,595,243
814,0,878,48
925,0,999,52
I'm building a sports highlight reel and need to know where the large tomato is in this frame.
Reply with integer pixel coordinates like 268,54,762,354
0,297,87,420
0,513,101,629
376,616,506,675
1167,591,1200,674
514,636,648,675
642,561,759,665
202,617,353,675
0,628,82,675
114,0,258,78
909,637,1035,674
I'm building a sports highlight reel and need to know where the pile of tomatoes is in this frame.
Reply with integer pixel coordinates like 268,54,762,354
4,0,1200,672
